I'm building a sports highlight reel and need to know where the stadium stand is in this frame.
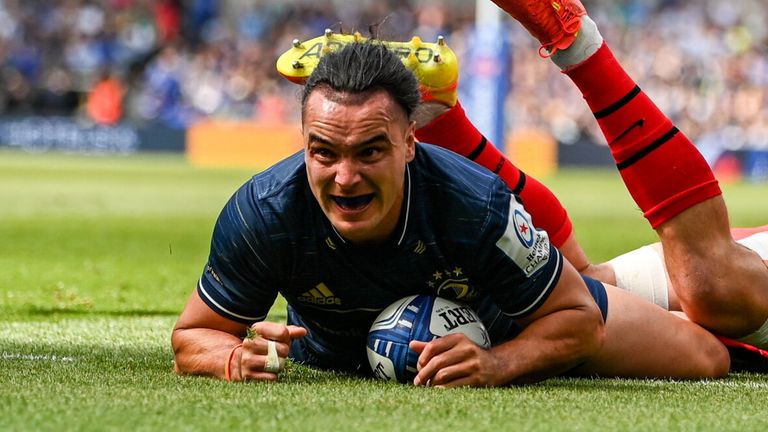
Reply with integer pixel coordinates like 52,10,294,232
0,0,765,173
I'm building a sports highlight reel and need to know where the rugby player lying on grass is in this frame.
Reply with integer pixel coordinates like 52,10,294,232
172,38,731,387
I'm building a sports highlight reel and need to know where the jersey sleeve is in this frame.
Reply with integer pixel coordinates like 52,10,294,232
197,185,279,324
476,184,564,318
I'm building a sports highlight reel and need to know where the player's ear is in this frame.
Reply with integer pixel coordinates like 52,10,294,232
405,120,416,162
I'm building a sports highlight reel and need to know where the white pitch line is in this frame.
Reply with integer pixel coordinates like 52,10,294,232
1,352,76,362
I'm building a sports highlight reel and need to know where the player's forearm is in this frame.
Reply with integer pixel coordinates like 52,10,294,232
557,232,591,273
493,305,605,384
171,327,243,379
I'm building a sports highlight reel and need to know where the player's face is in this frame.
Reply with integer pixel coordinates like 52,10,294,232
302,88,416,245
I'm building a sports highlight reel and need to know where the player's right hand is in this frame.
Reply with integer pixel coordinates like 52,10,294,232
410,333,502,388
233,322,307,381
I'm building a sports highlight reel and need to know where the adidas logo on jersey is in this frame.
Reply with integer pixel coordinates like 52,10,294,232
298,283,341,305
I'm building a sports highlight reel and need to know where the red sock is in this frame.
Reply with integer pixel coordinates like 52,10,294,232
416,102,573,247
564,43,721,228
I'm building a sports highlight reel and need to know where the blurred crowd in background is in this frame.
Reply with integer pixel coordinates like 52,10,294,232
0,0,766,151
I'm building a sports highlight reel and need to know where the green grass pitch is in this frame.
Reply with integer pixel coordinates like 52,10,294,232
2,148,768,431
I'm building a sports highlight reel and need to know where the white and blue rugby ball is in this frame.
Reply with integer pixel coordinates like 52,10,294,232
366,295,491,383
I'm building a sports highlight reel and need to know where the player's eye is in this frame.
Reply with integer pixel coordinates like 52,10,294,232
310,147,335,161
359,147,383,160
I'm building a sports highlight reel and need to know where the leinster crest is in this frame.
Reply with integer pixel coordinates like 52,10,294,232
426,267,478,301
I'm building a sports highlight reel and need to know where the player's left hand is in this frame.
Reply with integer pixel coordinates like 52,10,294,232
410,333,502,388
237,322,307,381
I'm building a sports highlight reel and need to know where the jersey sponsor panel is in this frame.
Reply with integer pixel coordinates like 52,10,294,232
495,197,551,277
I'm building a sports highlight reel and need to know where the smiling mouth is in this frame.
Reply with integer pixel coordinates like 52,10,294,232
331,194,375,211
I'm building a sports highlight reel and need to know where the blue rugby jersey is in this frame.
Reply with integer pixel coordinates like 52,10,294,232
198,143,563,371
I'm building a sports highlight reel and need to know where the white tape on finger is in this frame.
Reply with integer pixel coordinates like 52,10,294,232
264,340,283,373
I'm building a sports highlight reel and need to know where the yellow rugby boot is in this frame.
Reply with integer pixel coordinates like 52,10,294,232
276,29,459,106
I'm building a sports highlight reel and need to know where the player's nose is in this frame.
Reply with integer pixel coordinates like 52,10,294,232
334,158,361,187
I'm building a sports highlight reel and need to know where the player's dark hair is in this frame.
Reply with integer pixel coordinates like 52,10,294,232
301,42,420,119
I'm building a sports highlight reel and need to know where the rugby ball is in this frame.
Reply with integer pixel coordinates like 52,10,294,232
366,295,491,383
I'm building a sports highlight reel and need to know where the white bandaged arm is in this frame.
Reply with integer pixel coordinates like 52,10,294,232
608,244,670,310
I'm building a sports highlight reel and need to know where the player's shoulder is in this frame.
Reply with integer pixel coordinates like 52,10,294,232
413,143,510,205
248,150,307,200
218,151,312,234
